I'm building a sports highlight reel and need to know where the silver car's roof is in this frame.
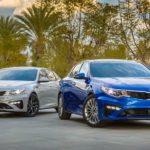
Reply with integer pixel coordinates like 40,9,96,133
0,67,43,71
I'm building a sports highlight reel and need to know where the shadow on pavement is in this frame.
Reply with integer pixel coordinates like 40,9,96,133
38,109,57,116
104,120,150,130
70,117,85,124
70,117,150,129
0,109,56,118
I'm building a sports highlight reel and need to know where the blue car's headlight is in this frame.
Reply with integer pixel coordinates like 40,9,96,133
101,86,129,98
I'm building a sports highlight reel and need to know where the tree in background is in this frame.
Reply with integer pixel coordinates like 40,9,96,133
0,0,149,77
38,0,98,76
83,3,126,59
51,1,127,76
38,0,126,76
16,4,63,67
0,16,27,68
118,0,150,64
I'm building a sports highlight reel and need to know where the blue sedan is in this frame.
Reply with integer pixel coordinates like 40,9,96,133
58,59,150,127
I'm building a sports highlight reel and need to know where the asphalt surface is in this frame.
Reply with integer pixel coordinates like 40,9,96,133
0,109,150,150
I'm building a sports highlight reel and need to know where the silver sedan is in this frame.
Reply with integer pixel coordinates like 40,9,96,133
0,67,60,117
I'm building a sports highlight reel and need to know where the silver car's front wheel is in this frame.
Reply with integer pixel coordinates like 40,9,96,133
83,96,105,127
26,93,39,117
58,94,71,120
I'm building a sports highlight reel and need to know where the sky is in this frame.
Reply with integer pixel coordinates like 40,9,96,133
101,0,118,4
0,0,35,15
0,0,20,15
0,0,118,16
0,0,21,7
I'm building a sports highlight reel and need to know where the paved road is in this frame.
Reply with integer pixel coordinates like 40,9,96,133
0,109,150,150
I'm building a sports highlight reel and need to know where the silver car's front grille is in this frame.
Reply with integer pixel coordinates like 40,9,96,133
0,91,6,96
0,103,12,109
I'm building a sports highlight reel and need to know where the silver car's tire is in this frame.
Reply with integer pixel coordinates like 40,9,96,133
26,93,39,117
58,94,71,120
55,107,58,113
83,96,105,127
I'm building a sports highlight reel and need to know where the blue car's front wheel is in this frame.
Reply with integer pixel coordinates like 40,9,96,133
58,94,71,120
83,96,105,127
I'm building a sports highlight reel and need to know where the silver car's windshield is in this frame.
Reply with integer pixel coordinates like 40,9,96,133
0,69,38,81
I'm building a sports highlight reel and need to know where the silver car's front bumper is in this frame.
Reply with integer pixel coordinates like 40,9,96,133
0,94,29,112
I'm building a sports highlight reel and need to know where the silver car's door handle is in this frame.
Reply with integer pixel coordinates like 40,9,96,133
48,83,57,87
48,85,53,87
70,81,76,86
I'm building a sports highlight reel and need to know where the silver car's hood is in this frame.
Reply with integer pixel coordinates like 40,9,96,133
0,80,35,90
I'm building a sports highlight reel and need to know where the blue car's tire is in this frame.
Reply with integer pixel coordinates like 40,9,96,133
83,95,105,127
58,94,71,120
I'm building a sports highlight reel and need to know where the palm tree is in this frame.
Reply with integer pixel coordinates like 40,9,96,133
0,16,27,68
16,4,63,66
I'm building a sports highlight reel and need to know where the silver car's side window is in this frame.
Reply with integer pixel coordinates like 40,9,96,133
48,71,56,81
45,69,57,81
39,70,49,81
53,72,60,80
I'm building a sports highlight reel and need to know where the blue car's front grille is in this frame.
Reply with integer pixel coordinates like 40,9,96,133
127,91,150,100
119,109,150,117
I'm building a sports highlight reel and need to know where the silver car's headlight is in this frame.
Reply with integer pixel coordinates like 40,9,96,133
5,89,27,96
101,86,129,98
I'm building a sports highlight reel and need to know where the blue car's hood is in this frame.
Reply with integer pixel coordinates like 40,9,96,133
92,77,150,92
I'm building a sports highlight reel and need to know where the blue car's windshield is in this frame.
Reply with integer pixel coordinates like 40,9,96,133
0,69,38,81
90,62,150,78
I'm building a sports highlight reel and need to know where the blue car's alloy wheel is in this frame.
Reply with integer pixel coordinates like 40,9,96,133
58,94,71,120
83,96,105,127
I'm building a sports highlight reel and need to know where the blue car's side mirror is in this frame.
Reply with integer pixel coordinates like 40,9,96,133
74,73,87,79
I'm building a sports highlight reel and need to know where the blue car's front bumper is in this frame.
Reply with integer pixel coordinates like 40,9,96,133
97,96,150,121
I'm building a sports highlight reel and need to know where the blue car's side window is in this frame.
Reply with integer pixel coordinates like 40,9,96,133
79,62,89,77
69,63,83,78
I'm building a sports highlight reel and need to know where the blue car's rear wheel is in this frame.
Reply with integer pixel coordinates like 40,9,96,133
58,94,71,120
83,96,105,127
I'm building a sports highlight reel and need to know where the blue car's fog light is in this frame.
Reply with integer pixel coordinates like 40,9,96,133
106,105,121,111
104,105,121,117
